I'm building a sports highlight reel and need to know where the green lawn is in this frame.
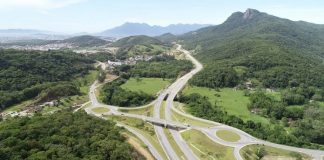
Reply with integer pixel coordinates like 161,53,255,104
183,86,270,124
106,116,168,160
216,130,241,142
240,144,311,160
181,129,235,160
121,78,171,95
92,107,110,113
119,105,154,117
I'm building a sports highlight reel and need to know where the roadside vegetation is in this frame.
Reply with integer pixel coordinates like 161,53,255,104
181,129,235,160
240,144,311,160
92,107,110,113
0,111,141,159
107,116,168,159
178,91,324,150
119,105,154,117
171,106,215,128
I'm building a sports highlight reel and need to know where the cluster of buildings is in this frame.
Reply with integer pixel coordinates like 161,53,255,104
0,100,59,118
107,55,156,70
0,43,74,51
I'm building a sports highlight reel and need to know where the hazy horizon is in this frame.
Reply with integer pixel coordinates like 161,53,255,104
1,0,324,34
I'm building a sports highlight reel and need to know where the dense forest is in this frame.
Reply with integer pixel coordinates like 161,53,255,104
179,9,324,89
0,49,94,110
0,111,142,159
179,92,324,150
86,52,115,62
115,55,193,79
100,78,154,107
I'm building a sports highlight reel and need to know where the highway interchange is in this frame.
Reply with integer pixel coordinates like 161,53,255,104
85,45,324,160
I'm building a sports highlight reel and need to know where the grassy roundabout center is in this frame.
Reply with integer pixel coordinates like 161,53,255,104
216,130,241,142
92,107,110,113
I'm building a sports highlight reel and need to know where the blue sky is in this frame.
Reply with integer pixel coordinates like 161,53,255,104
1,0,324,33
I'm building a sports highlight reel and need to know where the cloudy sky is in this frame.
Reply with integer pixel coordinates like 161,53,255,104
0,0,324,33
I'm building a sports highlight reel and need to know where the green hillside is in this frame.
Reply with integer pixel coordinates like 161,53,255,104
180,9,324,88
177,9,324,150
112,35,162,47
62,35,108,47
112,35,170,59
155,33,177,43
0,49,94,109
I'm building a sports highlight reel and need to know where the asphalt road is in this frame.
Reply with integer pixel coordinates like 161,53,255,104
85,44,324,160
153,91,180,160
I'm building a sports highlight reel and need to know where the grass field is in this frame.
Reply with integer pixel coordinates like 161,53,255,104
240,144,311,160
181,129,235,160
182,86,270,124
216,130,241,142
92,107,110,113
119,105,154,117
106,116,168,160
121,78,171,95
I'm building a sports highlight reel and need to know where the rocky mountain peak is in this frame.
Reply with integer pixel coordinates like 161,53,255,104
243,8,260,19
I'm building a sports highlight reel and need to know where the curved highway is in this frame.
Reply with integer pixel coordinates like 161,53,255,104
85,44,324,160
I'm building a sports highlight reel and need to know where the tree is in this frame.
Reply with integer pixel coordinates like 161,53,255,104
255,147,267,159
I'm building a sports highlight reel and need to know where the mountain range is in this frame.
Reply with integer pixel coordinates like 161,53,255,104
0,23,210,41
98,23,211,37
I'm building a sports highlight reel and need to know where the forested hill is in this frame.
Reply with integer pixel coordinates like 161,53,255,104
0,49,94,109
112,35,162,47
61,35,108,47
179,9,324,88
0,111,142,159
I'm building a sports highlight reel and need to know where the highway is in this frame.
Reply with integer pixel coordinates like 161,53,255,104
85,44,324,160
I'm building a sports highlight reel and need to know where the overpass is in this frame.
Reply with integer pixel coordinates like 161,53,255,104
108,112,189,130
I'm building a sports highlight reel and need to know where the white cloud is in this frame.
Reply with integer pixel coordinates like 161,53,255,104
0,0,86,9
